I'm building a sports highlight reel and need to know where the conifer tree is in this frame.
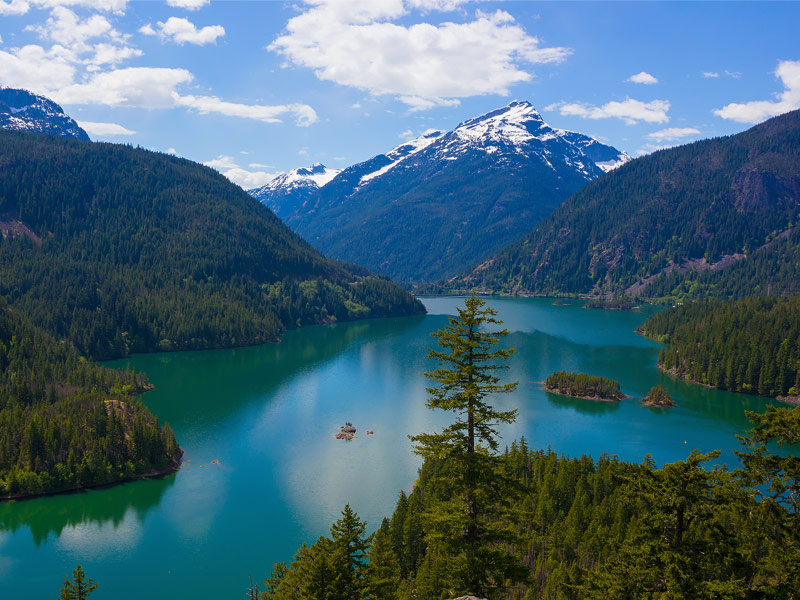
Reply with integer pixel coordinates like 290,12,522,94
58,564,98,600
409,294,523,598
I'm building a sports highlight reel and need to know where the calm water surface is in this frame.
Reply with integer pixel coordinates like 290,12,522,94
0,297,785,599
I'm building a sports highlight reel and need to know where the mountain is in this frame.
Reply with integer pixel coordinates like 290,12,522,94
0,130,424,360
453,109,800,300
251,101,629,282
249,163,340,220
0,87,89,141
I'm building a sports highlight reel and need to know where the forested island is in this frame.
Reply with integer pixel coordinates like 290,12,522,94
642,385,676,407
544,371,626,401
0,303,180,499
640,297,800,399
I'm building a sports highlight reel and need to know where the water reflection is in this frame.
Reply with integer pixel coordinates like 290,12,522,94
0,475,175,547
544,391,622,415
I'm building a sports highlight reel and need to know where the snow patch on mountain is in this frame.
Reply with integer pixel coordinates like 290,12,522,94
360,130,443,185
253,163,340,195
0,87,90,141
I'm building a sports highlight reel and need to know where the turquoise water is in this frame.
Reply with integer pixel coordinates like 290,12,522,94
0,297,784,599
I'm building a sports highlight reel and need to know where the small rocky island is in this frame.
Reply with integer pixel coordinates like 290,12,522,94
544,371,626,401
643,385,676,407
334,422,357,440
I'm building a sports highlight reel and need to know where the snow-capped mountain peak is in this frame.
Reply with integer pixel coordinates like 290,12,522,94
0,87,90,141
255,163,341,194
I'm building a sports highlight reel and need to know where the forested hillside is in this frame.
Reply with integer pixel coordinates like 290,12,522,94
0,302,180,498
0,131,424,360
640,297,800,398
263,432,800,599
453,109,800,299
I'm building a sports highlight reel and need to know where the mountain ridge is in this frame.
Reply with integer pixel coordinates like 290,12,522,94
251,100,629,282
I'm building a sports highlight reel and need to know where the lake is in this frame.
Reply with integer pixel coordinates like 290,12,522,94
0,297,784,599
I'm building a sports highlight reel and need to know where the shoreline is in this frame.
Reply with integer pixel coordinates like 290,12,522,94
0,455,183,503
540,384,626,402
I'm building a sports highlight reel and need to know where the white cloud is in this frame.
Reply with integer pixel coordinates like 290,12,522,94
269,0,571,110
145,16,224,46
166,0,209,10
724,70,741,79
0,0,29,16
55,67,194,107
166,147,177,154
714,59,800,123
627,71,658,85
77,120,135,135
702,71,719,78
249,162,273,168
547,98,670,124
204,155,278,189
646,127,700,142
0,44,76,91
399,129,414,139
175,94,317,126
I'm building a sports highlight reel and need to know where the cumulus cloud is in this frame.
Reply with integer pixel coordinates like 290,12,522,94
0,0,29,15
204,155,278,189
77,120,135,135
268,0,571,110
166,0,209,9
714,59,800,123
0,0,128,14
627,71,658,85
0,44,76,91
546,98,670,124
646,127,700,142
141,16,225,46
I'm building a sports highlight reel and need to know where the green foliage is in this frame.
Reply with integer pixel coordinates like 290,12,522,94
0,130,424,360
262,504,372,600
545,371,624,400
452,109,800,299
643,385,675,407
58,564,98,600
640,296,800,397
409,294,522,599
0,305,181,498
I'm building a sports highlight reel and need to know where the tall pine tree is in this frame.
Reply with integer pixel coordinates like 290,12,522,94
409,294,524,599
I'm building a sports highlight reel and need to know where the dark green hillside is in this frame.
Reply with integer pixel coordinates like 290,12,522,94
0,131,424,360
455,109,800,299
0,302,181,498
640,296,800,398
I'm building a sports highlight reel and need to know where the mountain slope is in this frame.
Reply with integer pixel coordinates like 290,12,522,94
0,130,424,360
253,101,629,282
249,163,340,220
455,109,800,299
0,88,89,140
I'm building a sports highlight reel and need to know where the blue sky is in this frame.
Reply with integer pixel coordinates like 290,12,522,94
1,0,799,188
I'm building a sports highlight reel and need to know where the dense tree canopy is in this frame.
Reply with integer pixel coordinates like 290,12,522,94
0,303,180,498
0,130,424,360
640,296,800,398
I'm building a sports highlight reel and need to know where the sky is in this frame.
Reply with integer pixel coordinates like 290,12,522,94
1,0,799,189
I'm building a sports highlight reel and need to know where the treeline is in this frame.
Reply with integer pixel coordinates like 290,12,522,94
640,296,800,398
0,131,424,360
0,304,180,498
262,420,800,599
545,371,624,400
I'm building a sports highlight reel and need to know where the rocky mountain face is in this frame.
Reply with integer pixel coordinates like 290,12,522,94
250,101,628,282
0,88,89,141
453,109,800,301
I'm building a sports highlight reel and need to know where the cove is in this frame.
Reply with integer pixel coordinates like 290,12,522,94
0,297,786,599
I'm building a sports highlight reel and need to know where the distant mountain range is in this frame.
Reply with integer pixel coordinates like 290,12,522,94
0,87,89,140
249,101,629,282
452,109,800,301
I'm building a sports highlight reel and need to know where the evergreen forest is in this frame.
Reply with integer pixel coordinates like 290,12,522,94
640,296,800,398
0,301,180,498
544,372,625,401
0,131,424,361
